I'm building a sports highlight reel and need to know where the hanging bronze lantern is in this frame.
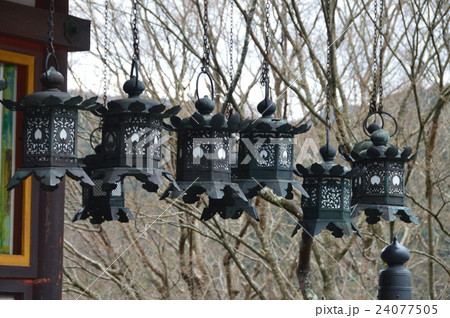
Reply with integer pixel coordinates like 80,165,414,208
0,65,98,191
340,112,418,224
234,89,311,200
161,72,254,221
73,146,134,224
293,144,362,238
91,60,181,192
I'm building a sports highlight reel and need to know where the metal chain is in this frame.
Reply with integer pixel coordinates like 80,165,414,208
46,0,56,56
102,0,110,108
369,0,386,113
229,0,234,87
226,0,234,117
325,0,331,128
201,0,210,72
132,0,140,61
377,0,385,112
260,0,270,85
369,0,378,113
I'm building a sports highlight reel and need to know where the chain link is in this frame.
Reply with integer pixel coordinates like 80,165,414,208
229,0,234,87
260,0,270,85
132,0,140,61
369,0,378,113
226,0,234,117
325,0,331,128
369,0,385,113
103,0,110,108
377,0,385,112
46,0,56,56
201,0,210,72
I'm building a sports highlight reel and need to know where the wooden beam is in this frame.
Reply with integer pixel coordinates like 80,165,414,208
0,0,90,52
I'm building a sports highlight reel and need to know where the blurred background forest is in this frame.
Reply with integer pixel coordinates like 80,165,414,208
62,0,449,299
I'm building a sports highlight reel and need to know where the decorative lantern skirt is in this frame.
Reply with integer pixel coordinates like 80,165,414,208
340,119,418,225
293,145,362,238
200,184,259,221
0,67,99,191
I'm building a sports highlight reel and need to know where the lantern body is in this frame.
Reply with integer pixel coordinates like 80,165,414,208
341,123,418,224
92,76,180,192
161,96,250,220
24,104,77,168
0,67,98,191
176,129,231,183
293,145,361,238
352,159,405,206
101,113,163,171
235,98,311,199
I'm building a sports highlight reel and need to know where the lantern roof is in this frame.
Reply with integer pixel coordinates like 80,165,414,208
1,67,100,111
342,123,416,163
239,97,312,134
296,144,363,178
93,76,181,117
169,96,241,132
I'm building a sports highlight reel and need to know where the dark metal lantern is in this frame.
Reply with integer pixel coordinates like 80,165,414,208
235,94,311,199
91,65,181,192
161,80,253,221
378,237,412,300
293,144,362,238
340,118,417,224
73,147,134,224
0,67,98,191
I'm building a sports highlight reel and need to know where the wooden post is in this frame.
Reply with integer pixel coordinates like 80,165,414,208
32,182,65,299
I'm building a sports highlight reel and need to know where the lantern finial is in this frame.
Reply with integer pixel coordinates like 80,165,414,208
367,121,381,133
0,79,7,91
256,97,276,117
40,66,64,90
378,236,412,300
195,96,215,115
381,236,410,266
319,144,336,162
123,76,145,97
371,128,390,146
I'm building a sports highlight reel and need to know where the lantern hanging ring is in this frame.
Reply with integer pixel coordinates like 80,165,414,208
264,81,270,107
130,58,140,88
195,70,214,101
363,110,398,137
89,126,103,151
45,52,59,72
